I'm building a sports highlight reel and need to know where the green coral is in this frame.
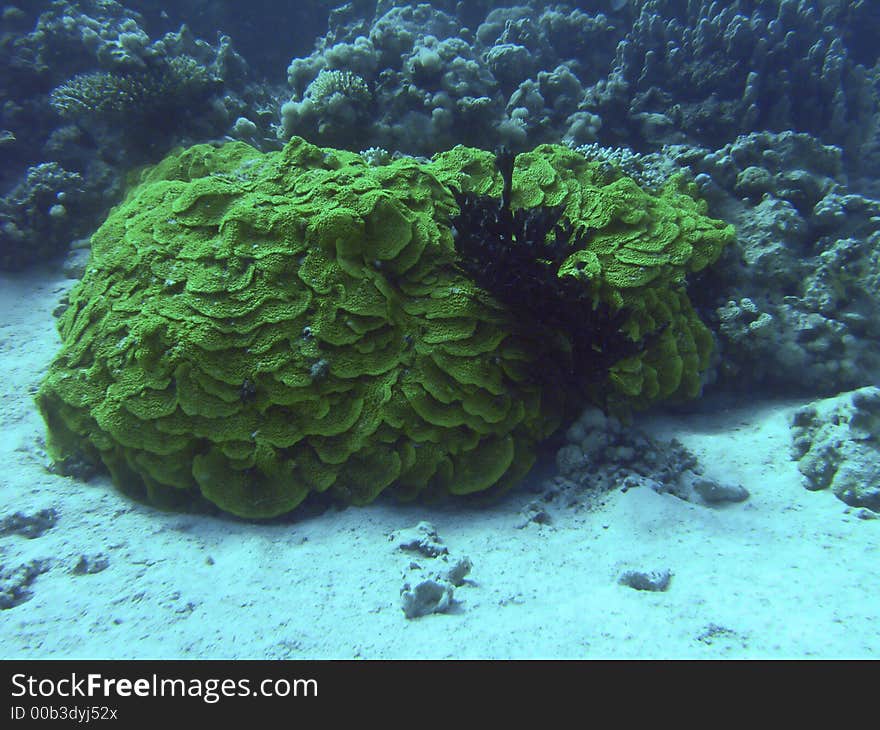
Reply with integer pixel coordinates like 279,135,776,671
431,143,732,411
37,138,732,518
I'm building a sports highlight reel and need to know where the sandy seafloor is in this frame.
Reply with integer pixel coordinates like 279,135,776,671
1,268,878,660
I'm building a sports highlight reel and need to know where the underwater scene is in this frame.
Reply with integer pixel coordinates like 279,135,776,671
0,0,878,659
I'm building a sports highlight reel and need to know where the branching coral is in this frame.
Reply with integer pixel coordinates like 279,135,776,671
49,56,220,129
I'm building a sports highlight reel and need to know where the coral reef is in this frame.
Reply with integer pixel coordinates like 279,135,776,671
4,0,878,291
0,161,86,270
272,0,880,400
0,0,264,270
37,137,730,518
4,2,877,516
126,0,333,77
277,2,627,154
279,69,373,149
274,1,879,183
671,131,880,395
3,0,252,154
591,1,879,172
49,56,221,133
791,386,880,511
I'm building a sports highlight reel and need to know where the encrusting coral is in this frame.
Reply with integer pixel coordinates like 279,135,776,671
37,137,732,518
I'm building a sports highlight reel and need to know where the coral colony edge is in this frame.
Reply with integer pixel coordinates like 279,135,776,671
36,137,732,519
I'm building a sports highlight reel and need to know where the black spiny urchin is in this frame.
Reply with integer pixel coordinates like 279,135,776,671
450,148,653,385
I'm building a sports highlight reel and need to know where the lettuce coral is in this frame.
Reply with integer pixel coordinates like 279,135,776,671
432,144,733,410
37,137,732,517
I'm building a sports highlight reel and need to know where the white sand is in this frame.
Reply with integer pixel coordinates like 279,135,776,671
2,267,878,659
